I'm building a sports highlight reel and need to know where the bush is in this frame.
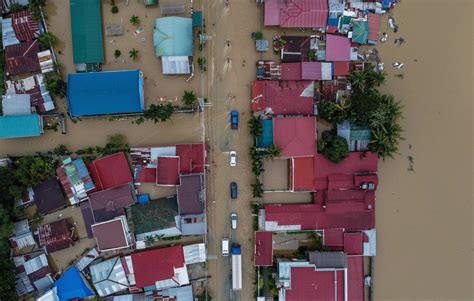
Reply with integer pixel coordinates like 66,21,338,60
38,32,58,49
317,100,347,124
251,31,263,40
53,145,71,156
140,103,175,123
251,178,263,198
14,156,56,187
197,57,207,72
46,76,67,98
317,131,349,163
249,116,262,137
111,5,118,13
114,49,121,58
9,3,25,12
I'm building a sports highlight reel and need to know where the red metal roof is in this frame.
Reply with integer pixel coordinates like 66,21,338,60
302,62,322,80
175,143,207,174
137,167,157,183
280,0,328,28
368,13,381,42
5,40,40,76
157,156,180,186
11,10,39,42
323,228,345,247
344,232,363,255
92,218,129,252
325,34,351,62
88,152,133,191
281,63,302,80
264,0,287,26
285,267,344,301
251,80,314,115
131,245,185,288
291,157,314,191
38,219,73,253
273,117,316,157
347,256,364,300
254,231,273,266
333,62,350,76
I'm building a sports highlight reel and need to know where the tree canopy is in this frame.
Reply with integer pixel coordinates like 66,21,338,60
317,131,349,163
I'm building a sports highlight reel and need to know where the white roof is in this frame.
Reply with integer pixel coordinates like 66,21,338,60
90,257,129,297
13,220,30,235
161,56,190,74
2,94,31,115
75,248,99,271
24,254,48,275
183,243,206,265
36,287,59,301
363,229,376,256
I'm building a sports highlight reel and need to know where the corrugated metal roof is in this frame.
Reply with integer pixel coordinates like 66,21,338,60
153,17,193,57
308,251,347,268
273,117,316,158
183,243,206,265
11,10,39,42
0,114,41,139
90,257,129,297
352,20,369,44
161,56,190,74
2,17,20,47
5,40,40,76
280,0,328,28
177,174,203,215
69,0,104,64
2,94,31,115
6,73,54,113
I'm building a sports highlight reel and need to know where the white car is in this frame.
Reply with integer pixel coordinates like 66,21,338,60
230,213,238,230
222,238,229,256
229,151,237,167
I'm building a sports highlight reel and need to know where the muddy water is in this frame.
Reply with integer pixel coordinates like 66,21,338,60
374,1,472,299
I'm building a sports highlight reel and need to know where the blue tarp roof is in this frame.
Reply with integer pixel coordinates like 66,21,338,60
67,70,144,117
154,17,193,57
257,119,273,148
0,114,41,139
55,267,94,301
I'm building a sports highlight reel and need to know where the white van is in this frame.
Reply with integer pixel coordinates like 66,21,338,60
222,238,229,256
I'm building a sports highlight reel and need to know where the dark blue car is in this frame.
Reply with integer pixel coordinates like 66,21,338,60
230,182,238,199
231,111,239,129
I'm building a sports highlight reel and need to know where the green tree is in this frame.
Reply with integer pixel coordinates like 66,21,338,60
182,90,197,107
140,103,175,123
317,100,347,123
0,167,21,210
130,15,140,26
265,144,281,159
14,156,56,187
251,31,263,40
9,2,26,12
317,131,349,163
251,178,263,198
103,134,129,155
248,116,263,137
349,66,386,93
197,57,207,71
307,49,316,61
129,48,139,60
38,32,58,49
46,76,67,98
53,144,71,156
111,5,119,13
368,121,403,160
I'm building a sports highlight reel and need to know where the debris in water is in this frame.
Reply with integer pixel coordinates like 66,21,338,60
394,37,406,46
388,16,399,33
380,32,388,43
393,62,404,69
394,73,404,79
407,156,415,172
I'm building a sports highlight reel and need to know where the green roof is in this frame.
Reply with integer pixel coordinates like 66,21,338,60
349,123,371,140
131,196,179,234
192,11,203,27
70,0,104,64
352,20,369,44
0,114,41,139
153,17,193,57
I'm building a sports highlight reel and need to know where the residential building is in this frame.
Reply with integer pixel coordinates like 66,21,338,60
254,231,273,266
6,73,55,113
5,40,41,76
273,116,317,158
33,177,67,214
56,157,96,205
90,257,130,297
13,252,54,295
264,0,329,28
37,219,73,253
88,152,133,190
0,114,43,139
92,216,134,252
2,94,31,115
89,183,137,222
10,219,36,249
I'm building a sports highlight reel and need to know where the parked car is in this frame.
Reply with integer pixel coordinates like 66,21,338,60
222,238,229,256
230,213,238,229
230,182,238,199
229,151,237,167
230,111,239,129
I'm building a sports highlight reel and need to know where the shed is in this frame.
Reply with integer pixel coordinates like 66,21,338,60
0,114,42,139
161,56,190,74
67,70,144,117
256,39,269,52
69,0,104,64
2,94,31,115
153,17,193,57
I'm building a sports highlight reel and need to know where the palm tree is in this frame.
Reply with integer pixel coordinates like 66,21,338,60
144,236,155,246
182,90,197,107
130,15,140,26
252,179,264,198
348,70,366,92
129,48,139,60
266,144,281,159
249,116,263,137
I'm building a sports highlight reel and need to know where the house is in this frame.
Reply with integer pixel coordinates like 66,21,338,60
177,174,206,235
89,183,137,222
92,216,134,252
251,80,315,115
6,73,55,113
272,116,316,158
13,252,54,294
55,267,95,300
90,257,130,296
326,34,351,61
56,157,96,205
75,247,99,271
154,17,193,74
33,177,67,214
254,231,273,266
131,196,181,241
277,36,323,62
67,70,145,117
131,245,189,290
264,0,328,28
130,144,207,184
2,94,31,115
322,228,376,256
0,114,43,139
337,121,372,151
367,13,381,44
160,0,186,14
10,219,36,249
5,40,41,76
2,10,40,48
88,152,133,191
183,243,206,265
278,252,364,301
69,0,104,65
37,219,73,253
281,62,332,80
